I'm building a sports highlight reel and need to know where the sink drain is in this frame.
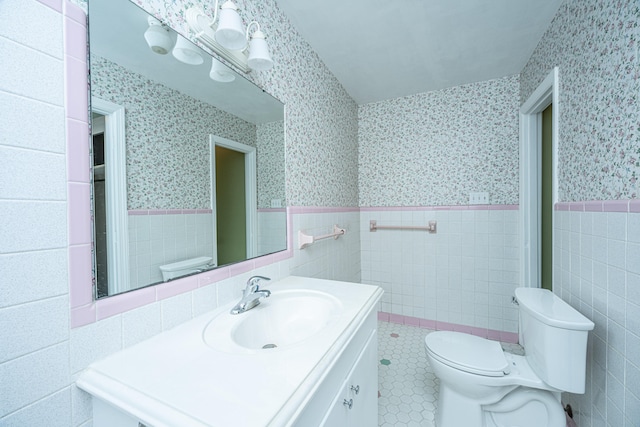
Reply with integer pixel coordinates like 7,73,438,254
262,343,278,349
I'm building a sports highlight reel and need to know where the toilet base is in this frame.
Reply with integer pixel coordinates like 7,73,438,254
435,382,513,427
436,385,565,427
484,387,565,427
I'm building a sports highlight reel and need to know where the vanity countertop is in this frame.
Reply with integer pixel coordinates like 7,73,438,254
77,276,383,427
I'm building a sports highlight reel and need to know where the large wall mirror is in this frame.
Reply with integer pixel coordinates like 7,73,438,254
88,0,286,299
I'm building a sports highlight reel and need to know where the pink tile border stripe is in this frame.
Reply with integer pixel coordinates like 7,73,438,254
361,201,640,214
377,311,519,343
360,204,519,212
555,200,640,213
128,208,286,215
128,209,213,215
257,208,287,213
288,206,361,214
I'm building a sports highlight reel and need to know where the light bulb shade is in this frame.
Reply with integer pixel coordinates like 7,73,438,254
144,17,173,55
172,35,204,65
214,1,247,51
247,30,273,71
209,58,236,82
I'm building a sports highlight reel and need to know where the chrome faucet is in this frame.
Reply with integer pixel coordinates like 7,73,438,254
230,276,271,315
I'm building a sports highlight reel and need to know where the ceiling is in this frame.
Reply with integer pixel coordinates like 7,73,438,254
274,0,564,104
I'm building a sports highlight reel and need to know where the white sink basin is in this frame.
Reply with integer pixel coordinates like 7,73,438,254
203,289,343,353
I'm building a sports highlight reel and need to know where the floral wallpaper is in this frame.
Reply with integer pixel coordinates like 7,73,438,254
358,75,520,207
520,0,640,202
129,0,360,207
257,120,286,209
91,55,255,210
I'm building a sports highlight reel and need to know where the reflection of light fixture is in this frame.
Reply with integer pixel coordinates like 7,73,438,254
172,34,204,65
209,58,236,83
144,16,173,55
185,0,274,73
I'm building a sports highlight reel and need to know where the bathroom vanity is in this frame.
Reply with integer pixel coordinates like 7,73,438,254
77,277,383,426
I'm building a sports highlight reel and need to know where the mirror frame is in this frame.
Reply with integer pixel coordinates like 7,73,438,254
66,1,292,328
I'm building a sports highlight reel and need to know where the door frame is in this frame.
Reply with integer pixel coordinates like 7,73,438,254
209,135,258,260
91,97,130,295
519,67,559,289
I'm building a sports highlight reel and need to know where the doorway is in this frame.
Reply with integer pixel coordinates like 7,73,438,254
209,135,258,266
520,67,559,290
91,97,129,296
92,113,108,297
215,146,247,265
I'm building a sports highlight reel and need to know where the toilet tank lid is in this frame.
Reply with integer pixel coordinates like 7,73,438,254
159,256,213,272
515,288,594,331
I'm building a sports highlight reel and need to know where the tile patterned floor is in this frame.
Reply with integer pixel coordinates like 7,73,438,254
377,321,524,427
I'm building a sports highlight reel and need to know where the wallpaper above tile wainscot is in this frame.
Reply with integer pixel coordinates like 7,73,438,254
520,0,640,202
358,75,520,207
91,56,255,210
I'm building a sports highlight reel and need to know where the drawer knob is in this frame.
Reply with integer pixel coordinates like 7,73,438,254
343,398,353,410
350,385,360,395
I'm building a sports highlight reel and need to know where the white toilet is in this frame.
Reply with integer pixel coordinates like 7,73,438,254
159,256,213,282
424,287,594,427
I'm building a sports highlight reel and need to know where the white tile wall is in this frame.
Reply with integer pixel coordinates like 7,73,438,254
0,297,69,363
128,212,214,289
1,201,67,253
0,343,70,416
0,1,71,423
0,389,71,427
0,249,68,308
257,210,288,255
69,315,122,375
555,209,640,426
0,36,63,103
160,292,194,331
361,208,520,333
0,91,66,153
290,210,361,284
121,301,163,348
0,0,63,57
0,146,66,200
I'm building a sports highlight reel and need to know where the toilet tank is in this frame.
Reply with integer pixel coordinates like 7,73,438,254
159,256,213,282
515,288,594,393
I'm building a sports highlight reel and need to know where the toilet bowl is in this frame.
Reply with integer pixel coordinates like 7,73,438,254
424,288,594,427
425,331,565,426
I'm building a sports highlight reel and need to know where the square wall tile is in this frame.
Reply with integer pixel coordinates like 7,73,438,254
0,343,70,416
0,296,69,363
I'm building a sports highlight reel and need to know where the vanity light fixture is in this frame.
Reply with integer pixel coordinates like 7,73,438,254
209,57,236,82
215,1,247,50
246,22,273,71
143,16,173,55
186,0,274,73
172,34,204,65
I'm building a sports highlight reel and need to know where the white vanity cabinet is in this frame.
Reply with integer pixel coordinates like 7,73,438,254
291,310,378,427
92,399,147,427
319,330,378,426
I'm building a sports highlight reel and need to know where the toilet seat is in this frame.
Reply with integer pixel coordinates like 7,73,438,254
425,331,510,377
